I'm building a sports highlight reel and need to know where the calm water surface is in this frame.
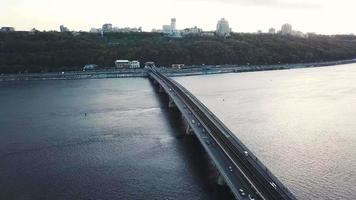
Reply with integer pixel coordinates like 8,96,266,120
175,64,356,200
0,78,229,200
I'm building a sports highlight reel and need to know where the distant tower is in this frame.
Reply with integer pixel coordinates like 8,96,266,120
216,18,231,37
171,18,176,32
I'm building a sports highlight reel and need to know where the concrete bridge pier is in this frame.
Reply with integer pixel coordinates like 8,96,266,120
182,117,193,135
217,174,226,186
168,96,176,108
158,85,165,93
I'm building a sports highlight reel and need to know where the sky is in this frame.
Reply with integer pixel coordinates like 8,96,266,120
1,0,355,34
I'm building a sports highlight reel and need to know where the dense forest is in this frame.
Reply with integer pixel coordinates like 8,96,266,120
1,31,356,73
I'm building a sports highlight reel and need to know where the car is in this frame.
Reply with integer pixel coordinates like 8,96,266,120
248,194,255,200
238,189,246,196
191,119,195,124
244,151,249,157
228,166,234,172
197,122,201,127
270,182,277,189
205,140,211,145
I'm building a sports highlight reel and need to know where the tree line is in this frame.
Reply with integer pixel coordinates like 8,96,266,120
1,31,356,73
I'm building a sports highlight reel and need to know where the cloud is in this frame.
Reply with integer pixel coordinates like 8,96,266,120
189,0,321,9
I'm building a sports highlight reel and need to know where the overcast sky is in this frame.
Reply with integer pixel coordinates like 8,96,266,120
1,0,355,34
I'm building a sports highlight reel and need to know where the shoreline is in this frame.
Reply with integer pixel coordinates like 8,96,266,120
1,59,356,82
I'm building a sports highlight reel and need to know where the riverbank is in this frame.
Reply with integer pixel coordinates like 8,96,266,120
161,59,356,77
1,59,356,81
0,69,147,81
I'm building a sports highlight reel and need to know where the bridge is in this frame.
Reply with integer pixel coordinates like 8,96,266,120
148,68,297,200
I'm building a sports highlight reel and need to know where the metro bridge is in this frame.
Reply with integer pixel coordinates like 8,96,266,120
148,68,297,200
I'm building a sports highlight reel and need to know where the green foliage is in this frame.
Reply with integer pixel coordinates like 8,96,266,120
1,31,356,73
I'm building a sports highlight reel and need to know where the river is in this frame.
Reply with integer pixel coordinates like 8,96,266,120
1,64,355,200
0,78,230,200
175,64,356,200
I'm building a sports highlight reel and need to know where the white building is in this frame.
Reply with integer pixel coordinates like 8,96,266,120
60,25,69,32
171,18,176,32
181,26,202,36
280,23,292,35
130,61,140,68
115,60,140,68
216,18,231,37
112,27,142,33
83,64,98,71
162,18,181,37
162,25,172,34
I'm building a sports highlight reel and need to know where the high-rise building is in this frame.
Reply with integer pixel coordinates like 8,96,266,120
102,24,113,32
280,23,292,35
216,18,231,37
60,25,69,32
162,18,181,37
171,18,176,32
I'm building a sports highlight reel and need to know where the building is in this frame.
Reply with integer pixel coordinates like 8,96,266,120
268,28,276,34
171,18,176,32
115,60,130,68
102,24,113,32
172,64,185,69
1,27,15,32
130,61,140,68
280,23,292,35
162,18,181,37
115,60,141,68
60,25,69,32
144,62,156,68
162,25,171,34
83,64,98,71
181,26,202,36
216,18,231,37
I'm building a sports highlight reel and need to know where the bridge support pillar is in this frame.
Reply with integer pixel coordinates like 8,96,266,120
185,124,193,135
182,118,193,135
217,174,226,186
158,85,164,93
168,97,176,108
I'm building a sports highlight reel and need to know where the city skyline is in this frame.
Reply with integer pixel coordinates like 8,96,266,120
1,0,356,34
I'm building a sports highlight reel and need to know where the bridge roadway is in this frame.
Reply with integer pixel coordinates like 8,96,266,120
148,69,297,200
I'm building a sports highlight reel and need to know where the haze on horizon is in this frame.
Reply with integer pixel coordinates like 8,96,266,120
1,0,355,35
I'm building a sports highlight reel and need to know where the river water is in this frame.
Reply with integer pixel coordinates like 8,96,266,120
175,64,356,200
1,64,355,200
0,79,231,200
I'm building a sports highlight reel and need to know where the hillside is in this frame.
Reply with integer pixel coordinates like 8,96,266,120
1,31,356,73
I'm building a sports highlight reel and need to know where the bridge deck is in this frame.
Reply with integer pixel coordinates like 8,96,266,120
149,69,297,200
